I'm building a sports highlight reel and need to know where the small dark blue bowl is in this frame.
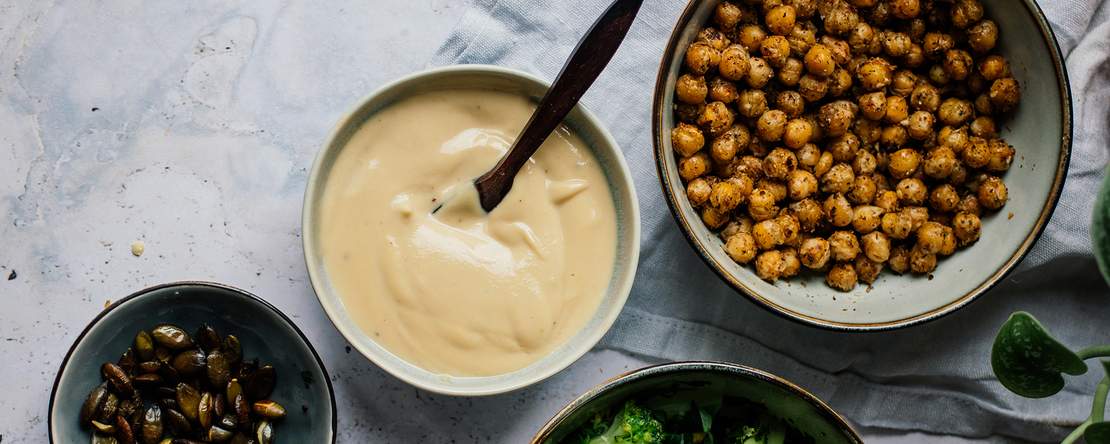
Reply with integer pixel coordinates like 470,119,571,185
49,281,336,443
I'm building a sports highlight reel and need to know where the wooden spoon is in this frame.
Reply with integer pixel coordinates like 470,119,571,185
448,0,643,213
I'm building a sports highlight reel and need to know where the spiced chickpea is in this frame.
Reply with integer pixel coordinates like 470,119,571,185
763,148,798,179
891,70,918,97
725,232,758,264
887,148,921,179
853,150,878,175
947,162,970,186
711,125,750,163
798,74,829,102
938,126,970,154
827,68,854,96
791,198,824,231
714,1,744,30
824,193,854,227
852,205,885,234
776,91,806,117
746,57,775,88
891,0,921,19
799,237,831,269
765,5,797,35
804,44,836,77
760,35,792,67
753,219,786,250
685,42,720,75
698,27,731,51
787,169,818,200
916,221,947,255
819,100,856,137
824,3,860,36
821,163,855,194
923,32,955,59
884,95,909,124
675,103,705,124
880,125,908,148
928,64,950,85
826,262,858,291
881,31,912,58
861,231,892,263
874,190,900,213
735,156,765,180
780,248,802,277
938,98,973,126
792,0,818,19
787,21,818,55
828,134,860,163
848,22,877,55
757,179,788,202
970,116,996,138
855,257,883,284
977,175,1008,210
850,0,878,9
856,118,883,144
756,110,789,142
939,225,958,256
701,206,729,230
698,101,735,136
714,47,749,82
770,59,800,86
989,78,1022,112
859,92,887,120
896,178,928,206
905,206,929,231
907,111,935,140
857,58,893,91
679,152,711,181
849,175,878,205
828,230,861,262
888,244,911,274
708,77,740,103
737,89,768,118
910,84,941,113
967,20,999,53
709,178,748,212
909,245,938,274
686,177,714,207
724,216,755,237
782,119,812,149
797,144,822,170
675,74,708,105
778,213,802,244
671,123,705,157
957,194,982,216
943,49,974,81
986,139,1015,172
881,211,914,239
904,44,925,68
755,250,785,281
951,0,985,29
738,25,767,52
929,184,960,213
979,55,1010,81
974,94,994,116
962,137,991,169
952,212,982,246
748,188,780,221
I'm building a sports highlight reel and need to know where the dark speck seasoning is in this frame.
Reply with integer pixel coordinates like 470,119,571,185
7,270,15,280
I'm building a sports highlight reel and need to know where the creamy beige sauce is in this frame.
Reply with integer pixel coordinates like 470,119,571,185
319,89,617,376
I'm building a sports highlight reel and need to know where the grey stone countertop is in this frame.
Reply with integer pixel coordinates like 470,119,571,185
0,1,1000,442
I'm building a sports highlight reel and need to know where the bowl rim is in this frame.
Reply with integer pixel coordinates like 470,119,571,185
651,0,1074,331
46,281,339,443
302,64,642,396
530,360,863,443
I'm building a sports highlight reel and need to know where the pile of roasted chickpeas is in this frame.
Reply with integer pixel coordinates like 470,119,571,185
671,0,1019,291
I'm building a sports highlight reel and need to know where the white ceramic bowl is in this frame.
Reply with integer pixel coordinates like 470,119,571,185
653,0,1071,330
303,65,641,395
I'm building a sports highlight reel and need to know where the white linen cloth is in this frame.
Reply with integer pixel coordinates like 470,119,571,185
433,0,1110,441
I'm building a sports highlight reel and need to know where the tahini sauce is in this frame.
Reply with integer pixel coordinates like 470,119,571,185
319,89,617,376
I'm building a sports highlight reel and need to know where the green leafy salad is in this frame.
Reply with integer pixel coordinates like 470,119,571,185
567,396,811,444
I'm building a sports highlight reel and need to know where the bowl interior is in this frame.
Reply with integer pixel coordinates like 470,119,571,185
655,0,1068,328
49,283,335,442
304,65,640,395
533,362,861,443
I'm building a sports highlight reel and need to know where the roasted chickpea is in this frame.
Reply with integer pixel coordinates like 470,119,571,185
848,22,877,55
755,110,787,142
986,139,1015,172
909,245,938,274
826,262,858,291
821,163,855,194
884,95,909,124
787,21,818,55
989,78,1021,112
765,5,797,35
907,111,935,140
708,77,740,104
804,43,836,77
709,178,747,212
904,206,930,231
910,83,941,112
737,89,768,118
827,68,854,96
778,213,802,243
979,55,1010,81
962,137,991,168
820,36,852,65
857,58,892,90
738,25,767,52
824,2,859,36
701,206,730,229
780,248,802,277
957,194,981,216
791,198,824,231
880,125,908,148
679,152,711,181
791,0,817,19
881,211,914,239
824,193,854,227
746,57,775,88
887,148,921,179
698,27,731,51
784,169,817,200
891,0,921,19
928,64,950,85
855,256,884,284
938,225,958,256
874,190,900,213
776,58,804,86
916,221,947,254
714,1,744,30
699,101,736,136
724,233,758,265
852,205,885,233
797,144,822,170
952,212,982,246
760,35,791,66
974,94,994,116
938,126,970,154
858,92,887,120
797,74,828,102
896,178,928,206
675,103,705,124
891,70,918,97
848,174,878,205
828,230,861,262
943,49,974,81
818,100,855,137
969,116,996,139
748,187,780,221
977,175,1008,210
888,244,911,274
686,42,720,75
711,125,751,163
967,71,988,95
753,219,786,250
761,148,796,179
861,231,892,263
735,155,765,180
923,32,955,59
881,31,912,58
929,184,960,213
722,216,754,238
755,250,785,281
676,74,708,105
716,45,750,81
799,237,831,269
951,0,984,29
671,123,705,157
757,179,788,202
775,91,806,118
967,19,999,53
938,98,973,126
853,150,878,175
686,177,714,206
903,43,925,68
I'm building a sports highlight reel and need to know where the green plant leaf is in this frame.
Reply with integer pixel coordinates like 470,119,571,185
991,312,1088,398
1086,422,1110,444
1092,166,1110,285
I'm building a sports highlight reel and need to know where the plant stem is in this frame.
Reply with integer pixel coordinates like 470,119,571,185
1062,422,1090,444
1078,345,1110,360
1062,377,1110,444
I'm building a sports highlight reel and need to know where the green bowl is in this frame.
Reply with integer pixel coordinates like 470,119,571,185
48,281,336,443
531,362,862,443
652,0,1072,330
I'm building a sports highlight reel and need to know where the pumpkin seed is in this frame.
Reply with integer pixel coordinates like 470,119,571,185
151,325,193,350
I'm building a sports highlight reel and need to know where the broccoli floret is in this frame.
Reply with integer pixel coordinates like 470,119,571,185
579,401,665,444
725,421,785,444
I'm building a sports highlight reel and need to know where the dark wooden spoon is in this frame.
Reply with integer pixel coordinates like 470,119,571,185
464,0,643,212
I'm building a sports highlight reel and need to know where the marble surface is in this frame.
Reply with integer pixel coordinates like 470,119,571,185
0,1,1026,443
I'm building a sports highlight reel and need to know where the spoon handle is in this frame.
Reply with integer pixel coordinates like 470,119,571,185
475,0,644,212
